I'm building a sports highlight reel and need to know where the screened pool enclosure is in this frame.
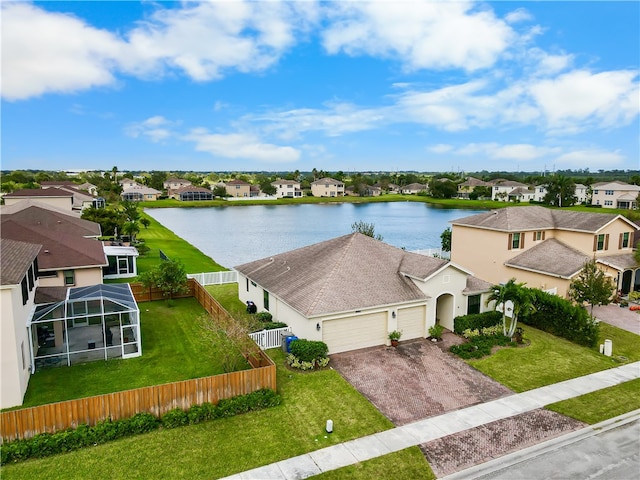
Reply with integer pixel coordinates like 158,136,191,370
29,284,141,371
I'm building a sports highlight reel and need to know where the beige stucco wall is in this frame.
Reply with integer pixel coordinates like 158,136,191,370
1,285,35,409
37,267,104,288
226,184,250,198
4,196,73,211
554,219,635,256
311,184,343,197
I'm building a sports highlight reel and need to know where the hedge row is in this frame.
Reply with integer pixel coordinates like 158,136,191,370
453,311,502,334
1,388,281,465
521,289,599,347
450,334,514,359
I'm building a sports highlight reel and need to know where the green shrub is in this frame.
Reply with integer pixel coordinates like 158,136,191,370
262,322,288,330
255,312,273,322
428,324,444,339
161,408,189,429
450,334,514,359
289,339,328,363
522,289,599,347
453,311,502,334
128,412,160,434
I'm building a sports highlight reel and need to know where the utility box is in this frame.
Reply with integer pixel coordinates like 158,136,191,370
282,334,298,353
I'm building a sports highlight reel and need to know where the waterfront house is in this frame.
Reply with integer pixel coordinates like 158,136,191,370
450,206,639,297
311,178,345,197
235,233,493,354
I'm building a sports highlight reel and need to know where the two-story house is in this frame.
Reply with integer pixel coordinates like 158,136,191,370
400,183,428,195
311,178,345,197
225,179,252,198
0,238,41,408
163,178,193,196
121,184,162,202
3,189,74,211
450,206,639,298
490,180,529,201
591,181,640,209
457,177,492,199
272,179,302,198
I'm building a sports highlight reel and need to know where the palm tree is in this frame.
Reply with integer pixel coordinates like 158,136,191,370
486,279,533,337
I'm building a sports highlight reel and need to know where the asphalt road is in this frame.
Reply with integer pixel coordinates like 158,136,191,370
468,417,640,480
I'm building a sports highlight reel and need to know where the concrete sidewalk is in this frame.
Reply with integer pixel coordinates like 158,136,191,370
221,362,640,480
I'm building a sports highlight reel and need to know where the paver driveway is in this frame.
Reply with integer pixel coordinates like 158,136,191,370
330,336,512,426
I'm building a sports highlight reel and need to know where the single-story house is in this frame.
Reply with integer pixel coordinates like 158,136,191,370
172,185,213,201
234,233,493,354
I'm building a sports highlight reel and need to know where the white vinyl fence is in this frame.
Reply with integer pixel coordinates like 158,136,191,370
411,248,450,259
249,326,292,350
187,270,238,285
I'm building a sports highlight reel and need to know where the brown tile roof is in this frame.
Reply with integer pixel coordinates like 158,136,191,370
450,206,630,233
311,178,343,186
235,233,441,317
4,188,72,198
505,238,589,278
1,219,107,270
173,185,211,193
0,238,41,286
0,202,101,237
226,179,251,185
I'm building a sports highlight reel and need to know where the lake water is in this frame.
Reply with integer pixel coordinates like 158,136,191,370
145,202,485,269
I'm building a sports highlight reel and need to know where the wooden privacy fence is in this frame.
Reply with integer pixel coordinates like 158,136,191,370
1,279,275,442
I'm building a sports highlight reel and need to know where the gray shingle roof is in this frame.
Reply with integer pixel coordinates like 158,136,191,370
464,276,494,294
596,254,639,271
450,206,630,233
505,238,589,278
234,233,451,317
0,238,41,286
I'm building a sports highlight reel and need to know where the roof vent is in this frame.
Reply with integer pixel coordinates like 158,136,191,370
44,250,50,254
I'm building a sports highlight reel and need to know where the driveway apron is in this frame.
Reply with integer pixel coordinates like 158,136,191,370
330,338,513,426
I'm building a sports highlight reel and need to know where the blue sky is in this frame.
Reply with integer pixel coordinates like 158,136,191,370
2,1,639,173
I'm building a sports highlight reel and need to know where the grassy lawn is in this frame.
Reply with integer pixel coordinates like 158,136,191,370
547,379,640,424
468,323,640,393
19,298,244,408
135,212,225,275
2,349,433,480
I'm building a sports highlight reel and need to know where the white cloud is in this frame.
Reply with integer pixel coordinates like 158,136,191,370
125,116,177,142
183,128,300,162
122,1,306,81
504,8,533,24
1,2,125,100
321,1,514,71
530,70,640,133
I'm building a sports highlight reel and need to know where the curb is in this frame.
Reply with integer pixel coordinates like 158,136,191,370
439,409,640,479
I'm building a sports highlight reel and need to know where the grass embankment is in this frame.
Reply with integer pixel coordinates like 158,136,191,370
1,349,434,480
19,298,243,408
135,212,225,275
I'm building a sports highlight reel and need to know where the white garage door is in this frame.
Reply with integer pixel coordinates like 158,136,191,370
397,306,426,340
323,312,388,354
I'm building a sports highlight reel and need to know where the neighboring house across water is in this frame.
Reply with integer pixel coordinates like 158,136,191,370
457,177,492,199
225,179,252,198
311,178,345,197
121,185,162,202
507,187,536,203
164,178,192,196
450,206,640,298
591,181,640,209
490,179,529,201
272,179,303,198
171,185,213,201
400,183,428,195
235,233,494,354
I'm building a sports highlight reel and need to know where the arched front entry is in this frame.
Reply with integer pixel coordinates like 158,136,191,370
621,270,633,295
435,293,455,331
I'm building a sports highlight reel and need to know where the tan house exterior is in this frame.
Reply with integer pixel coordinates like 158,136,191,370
163,178,192,195
450,206,639,298
591,181,640,209
235,233,493,354
3,189,74,211
400,183,428,195
457,177,492,199
311,178,345,197
0,238,41,408
225,179,252,198
1,201,107,288
490,180,529,201
121,185,162,202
